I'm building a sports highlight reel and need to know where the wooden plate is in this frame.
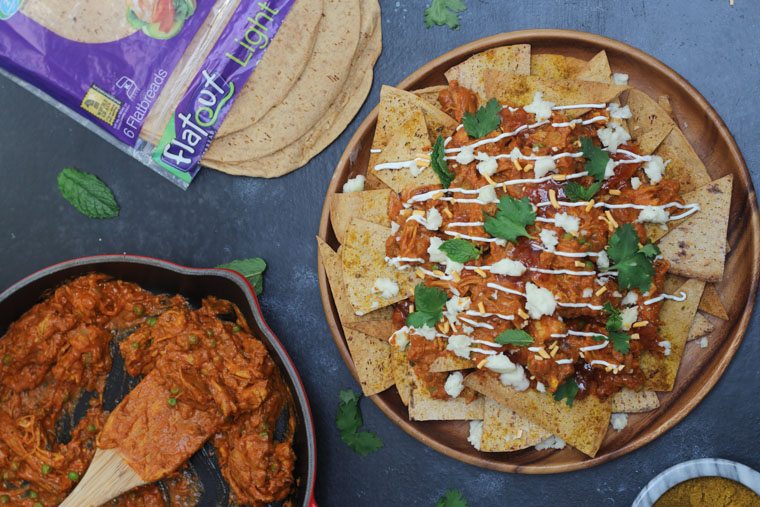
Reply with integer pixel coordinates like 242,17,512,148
317,29,760,473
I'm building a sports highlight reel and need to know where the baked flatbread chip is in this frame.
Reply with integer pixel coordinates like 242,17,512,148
479,398,550,452
345,329,394,396
379,86,458,141
342,219,415,315
390,347,414,406
610,389,660,413
699,283,729,320
530,54,587,81
659,176,733,282
577,51,613,83
430,355,476,373
408,389,485,421
344,319,395,341
414,85,447,107
445,45,531,100
641,278,706,391
464,372,611,457
688,312,715,342
654,127,712,193
483,71,628,118
658,95,674,118
330,189,392,244
626,89,676,155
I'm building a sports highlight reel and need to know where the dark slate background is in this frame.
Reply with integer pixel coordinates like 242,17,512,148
1,1,758,505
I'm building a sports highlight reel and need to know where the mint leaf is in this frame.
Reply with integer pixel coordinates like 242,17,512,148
607,224,657,291
439,239,480,263
483,195,536,243
407,284,448,327
581,137,610,182
553,378,579,407
495,329,533,346
424,0,467,29
217,258,267,295
57,168,119,219
336,389,382,456
462,98,501,138
564,181,601,202
437,489,468,507
431,135,455,188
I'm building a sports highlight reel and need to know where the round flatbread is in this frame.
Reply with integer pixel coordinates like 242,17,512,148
216,0,323,137
21,2,137,44
204,0,361,163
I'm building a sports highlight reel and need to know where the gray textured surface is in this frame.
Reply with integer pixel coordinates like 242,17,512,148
1,1,759,505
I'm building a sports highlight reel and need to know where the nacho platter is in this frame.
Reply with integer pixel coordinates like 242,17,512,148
318,30,759,473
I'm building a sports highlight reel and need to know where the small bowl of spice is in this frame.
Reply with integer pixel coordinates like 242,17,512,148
633,458,760,507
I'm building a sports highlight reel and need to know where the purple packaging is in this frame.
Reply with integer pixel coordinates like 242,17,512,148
0,0,296,187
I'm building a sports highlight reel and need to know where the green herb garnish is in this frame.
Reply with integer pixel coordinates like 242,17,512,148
406,284,448,328
336,389,383,456
168,397,177,407
564,181,602,202
436,488,468,507
606,223,660,291
462,98,501,138
439,239,480,263
57,168,119,219
483,195,536,243
430,135,455,188
603,302,631,354
41,464,51,475
424,0,467,29
580,137,610,182
68,472,79,482
553,378,579,407
217,257,267,295
494,329,534,346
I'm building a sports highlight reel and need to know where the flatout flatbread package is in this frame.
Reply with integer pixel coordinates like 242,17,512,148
0,0,299,187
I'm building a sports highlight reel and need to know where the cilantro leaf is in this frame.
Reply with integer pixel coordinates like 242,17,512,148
217,257,267,295
436,489,468,507
462,98,501,138
581,137,610,182
439,239,480,263
564,181,601,202
609,329,631,355
431,135,455,188
607,224,658,291
553,378,579,407
495,329,533,346
483,195,536,243
424,0,467,29
57,168,119,219
639,243,661,259
406,284,448,328
336,389,382,456
602,302,630,354
603,302,622,331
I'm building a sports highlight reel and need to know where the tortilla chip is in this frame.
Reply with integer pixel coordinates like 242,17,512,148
610,389,660,413
479,398,550,452
658,176,733,282
389,347,414,405
345,329,394,396
699,283,729,320
379,86,458,141
331,190,392,244
626,89,676,155
531,54,588,81
484,71,628,118
364,170,391,190
430,355,476,373
657,95,674,118
654,127,712,193
577,51,613,83
408,389,485,421
342,219,415,315
464,372,611,457
445,45,531,101
688,312,715,342
344,319,395,341
641,278,706,391
414,85,447,107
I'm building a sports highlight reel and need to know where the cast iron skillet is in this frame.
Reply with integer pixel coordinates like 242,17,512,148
0,254,317,507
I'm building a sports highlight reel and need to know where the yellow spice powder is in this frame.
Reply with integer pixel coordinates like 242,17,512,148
654,477,760,507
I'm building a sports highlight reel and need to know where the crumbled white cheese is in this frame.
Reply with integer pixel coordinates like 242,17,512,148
485,354,529,391
612,290,622,298
428,237,464,274
554,212,580,235
637,206,670,224
621,291,639,306
408,160,424,177
391,327,409,350
659,340,672,356
456,145,475,165
582,288,594,298
699,337,709,348
608,103,632,119
484,354,516,373
524,91,555,121
509,147,523,160
462,325,474,334
490,258,526,277
414,325,438,341
476,152,498,177
535,435,566,450
596,250,610,270
620,306,639,331
372,278,399,299
644,155,668,184
525,282,557,320
603,159,616,180
391,221,400,234
477,184,498,204
444,296,471,325
631,176,642,190
424,207,443,231
611,413,628,431
342,175,366,193
468,420,483,450
446,335,473,359
598,122,631,153
540,229,559,252
444,372,465,398
536,381,546,393
612,73,629,85
533,156,557,178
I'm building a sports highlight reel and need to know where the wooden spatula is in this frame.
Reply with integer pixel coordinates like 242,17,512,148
59,448,146,507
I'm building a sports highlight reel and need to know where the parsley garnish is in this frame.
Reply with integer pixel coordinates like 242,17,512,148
580,137,610,182
606,224,661,291
336,389,383,456
217,258,267,295
483,195,536,243
57,168,119,219
462,98,501,138
406,284,448,328
439,239,480,263
495,329,533,346
603,302,631,354
436,489,468,507
424,0,467,29
553,378,579,407
564,181,601,202
431,135,455,188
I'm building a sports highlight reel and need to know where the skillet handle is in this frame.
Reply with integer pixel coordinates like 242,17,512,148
309,495,318,507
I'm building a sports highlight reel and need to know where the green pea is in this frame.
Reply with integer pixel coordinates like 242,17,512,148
28,491,37,499
131,341,140,350
132,304,144,316
68,471,79,482
168,397,177,407
41,464,51,475
188,334,198,345
146,317,157,327
231,325,242,333
87,424,97,433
